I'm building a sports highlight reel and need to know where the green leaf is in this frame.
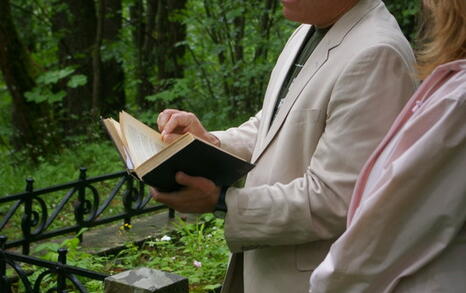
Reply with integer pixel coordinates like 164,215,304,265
203,284,222,290
37,67,75,85
48,90,66,103
25,89,47,103
24,87,65,104
33,242,60,254
62,237,80,250
67,74,88,88
42,251,59,262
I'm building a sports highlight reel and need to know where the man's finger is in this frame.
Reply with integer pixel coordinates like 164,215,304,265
175,172,195,186
162,112,192,135
175,172,211,190
157,109,179,132
150,187,161,200
151,189,179,206
157,112,171,132
161,133,182,144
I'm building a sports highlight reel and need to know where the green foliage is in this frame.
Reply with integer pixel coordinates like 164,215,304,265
24,229,107,292
24,88,66,104
153,0,295,130
13,215,229,293
0,138,121,194
67,74,88,88
145,78,191,104
37,67,75,84
0,81,12,146
110,214,229,293
163,214,228,291
1,0,424,155
0,137,124,241
384,0,421,43
25,67,87,104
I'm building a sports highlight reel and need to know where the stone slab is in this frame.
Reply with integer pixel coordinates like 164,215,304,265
105,267,188,293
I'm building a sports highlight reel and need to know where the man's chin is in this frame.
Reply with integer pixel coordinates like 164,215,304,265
281,0,300,4
282,9,304,23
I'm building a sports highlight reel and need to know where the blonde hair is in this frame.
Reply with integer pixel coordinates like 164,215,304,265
416,0,466,79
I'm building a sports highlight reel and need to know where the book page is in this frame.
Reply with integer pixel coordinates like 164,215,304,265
119,111,166,167
135,132,193,176
102,118,134,169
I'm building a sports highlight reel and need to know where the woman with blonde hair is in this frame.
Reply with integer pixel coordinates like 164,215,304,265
309,0,466,292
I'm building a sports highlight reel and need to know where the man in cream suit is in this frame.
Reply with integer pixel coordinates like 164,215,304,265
153,0,416,292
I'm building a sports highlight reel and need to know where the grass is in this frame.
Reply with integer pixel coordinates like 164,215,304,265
1,137,229,292
8,214,229,292
0,139,125,240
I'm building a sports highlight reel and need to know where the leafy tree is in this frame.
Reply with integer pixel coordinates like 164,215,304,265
153,0,294,129
0,0,423,164
51,0,97,132
130,0,187,110
0,0,191,158
98,0,126,116
0,0,49,160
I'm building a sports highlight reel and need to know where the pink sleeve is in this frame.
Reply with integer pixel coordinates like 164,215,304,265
309,76,466,293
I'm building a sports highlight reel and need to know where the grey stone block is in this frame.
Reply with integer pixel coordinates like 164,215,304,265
105,267,189,293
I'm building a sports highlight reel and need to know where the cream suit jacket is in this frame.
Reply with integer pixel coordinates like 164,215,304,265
310,60,466,292
212,0,416,292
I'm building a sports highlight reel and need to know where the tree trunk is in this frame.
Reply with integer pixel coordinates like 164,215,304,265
0,0,44,159
92,0,105,115
249,0,279,110
253,0,278,62
52,0,97,133
133,0,187,111
154,0,187,80
152,0,187,110
100,0,125,116
228,0,246,114
131,0,147,107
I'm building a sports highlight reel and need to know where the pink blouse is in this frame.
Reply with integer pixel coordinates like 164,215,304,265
310,59,466,292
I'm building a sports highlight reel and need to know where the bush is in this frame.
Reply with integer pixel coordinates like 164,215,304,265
384,0,421,43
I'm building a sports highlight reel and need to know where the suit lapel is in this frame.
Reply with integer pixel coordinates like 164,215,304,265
251,0,381,164
260,25,311,139
250,25,310,163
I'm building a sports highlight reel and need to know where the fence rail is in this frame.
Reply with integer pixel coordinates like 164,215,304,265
0,168,174,254
0,236,108,292
0,168,176,292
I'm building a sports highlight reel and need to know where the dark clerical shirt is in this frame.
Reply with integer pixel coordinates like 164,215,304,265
270,26,330,126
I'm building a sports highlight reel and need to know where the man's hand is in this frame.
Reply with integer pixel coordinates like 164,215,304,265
157,109,220,145
151,172,221,213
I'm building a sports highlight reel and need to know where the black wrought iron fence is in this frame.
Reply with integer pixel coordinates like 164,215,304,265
0,167,175,292
0,236,108,292
0,167,173,253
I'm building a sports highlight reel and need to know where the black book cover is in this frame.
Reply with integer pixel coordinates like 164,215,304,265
141,139,254,192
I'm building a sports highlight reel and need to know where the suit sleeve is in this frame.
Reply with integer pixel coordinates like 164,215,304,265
210,110,261,162
223,45,417,252
310,90,466,292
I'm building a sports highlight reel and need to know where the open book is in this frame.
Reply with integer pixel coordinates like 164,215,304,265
102,111,254,191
